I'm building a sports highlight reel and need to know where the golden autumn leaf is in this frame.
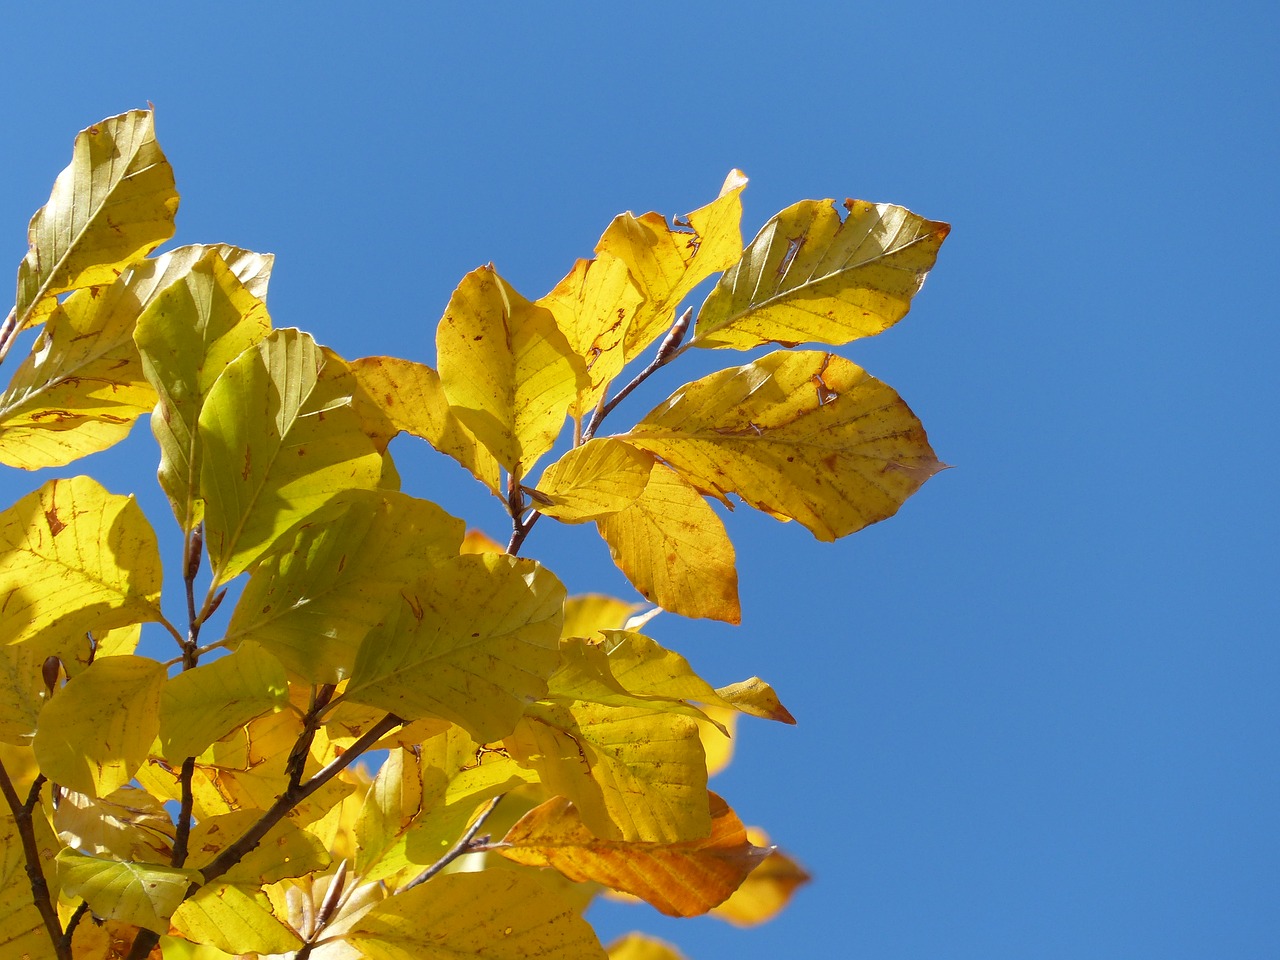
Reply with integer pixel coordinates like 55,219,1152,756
597,170,748,364
561,594,645,640
0,809,54,959
14,109,179,334
691,198,950,350
709,830,811,927
597,462,740,622
529,437,652,522
186,810,329,884
56,849,197,934
346,870,606,960
500,793,768,917
607,932,689,960
170,881,303,955
625,350,945,541
53,787,175,863
538,253,645,419
436,265,587,475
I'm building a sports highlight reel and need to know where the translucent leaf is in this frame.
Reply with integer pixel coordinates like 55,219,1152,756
435,265,586,474
227,489,463,683
346,870,606,960
506,698,709,842
56,849,196,934
170,881,302,955
597,462,740,622
350,355,501,495
561,594,644,640
607,932,689,960
0,809,55,959
54,786,175,862
709,830,811,926
529,438,652,522
199,329,384,584
159,641,290,762
186,810,329,884
14,109,178,331
500,793,767,917
135,250,272,531
0,641,51,743
0,476,163,647
692,198,949,350
346,554,565,742
538,254,645,419
626,350,945,541
32,655,165,797
596,170,747,364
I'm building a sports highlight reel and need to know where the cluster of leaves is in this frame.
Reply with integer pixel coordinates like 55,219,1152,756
0,110,947,959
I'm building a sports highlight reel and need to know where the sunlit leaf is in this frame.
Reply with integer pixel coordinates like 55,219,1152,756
187,809,329,884
436,265,586,474
625,350,944,540
0,810,54,959
346,554,565,742
346,870,606,960
561,594,644,640
32,655,165,797
350,355,502,495
135,249,272,531
529,437,652,522
691,198,949,349
709,830,811,926
54,787,175,862
597,462,740,622
607,932,689,960
56,849,196,934
538,254,645,418
506,698,709,842
0,641,52,744
199,328,384,583
501,793,767,917
171,881,303,955
596,170,747,364
14,109,178,332
159,641,290,762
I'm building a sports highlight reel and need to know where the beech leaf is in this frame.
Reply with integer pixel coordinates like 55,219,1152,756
530,437,652,522
56,849,196,934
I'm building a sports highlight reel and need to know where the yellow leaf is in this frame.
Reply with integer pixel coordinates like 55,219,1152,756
714,676,796,724
135,250,273,531
500,793,767,917
0,641,52,744
226,489,464,683
692,198,949,349
170,881,302,955
350,355,502,495
0,809,54,959
460,528,505,554
710,832,811,927
346,554,565,742
186,810,329,884
56,849,196,934
436,265,586,474
159,642,290,762
697,706,737,777
75,919,164,959
626,350,945,540
0,477,163,647
53,787,175,862
529,438,652,522
14,110,178,332
607,932,689,960
346,870,606,960
32,655,165,797
199,329,384,584
506,698,709,843
596,170,747,364
561,594,644,640
538,254,645,418
597,462,740,622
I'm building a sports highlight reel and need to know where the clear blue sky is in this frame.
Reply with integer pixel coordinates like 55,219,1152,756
4,3,1277,958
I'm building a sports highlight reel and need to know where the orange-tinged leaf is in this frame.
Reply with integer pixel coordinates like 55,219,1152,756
607,932,689,960
597,462,740,622
350,355,502,495
346,554,565,742
14,109,179,332
691,198,949,349
710,832,811,926
436,265,586,474
597,170,748,364
626,350,945,541
530,438,652,522
32,655,165,797
460,527,505,554
538,254,645,418
500,793,767,917
346,870,606,960
56,848,197,934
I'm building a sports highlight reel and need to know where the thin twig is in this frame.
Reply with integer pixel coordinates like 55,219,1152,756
581,307,692,443
400,794,504,892
0,762,69,960
0,305,20,368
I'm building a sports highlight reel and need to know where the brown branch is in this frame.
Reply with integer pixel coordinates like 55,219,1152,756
400,794,503,892
0,763,69,960
60,900,90,954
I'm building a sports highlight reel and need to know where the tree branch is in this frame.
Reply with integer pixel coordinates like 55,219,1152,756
400,794,503,892
0,763,69,960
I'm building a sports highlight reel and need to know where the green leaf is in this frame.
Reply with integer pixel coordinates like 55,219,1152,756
32,655,165,797
691,198,949,350
346,554,565,742
159,641,290,763
225,489,464,683
15,109,179,332
625,350,945,541
56,848,196,934
199,328,384,584
0,476,163,647
135,249,273,532
347,870,606,960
